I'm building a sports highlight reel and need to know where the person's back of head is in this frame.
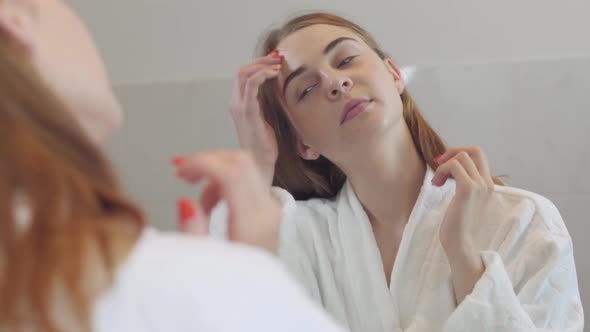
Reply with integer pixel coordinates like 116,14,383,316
0,11,144,331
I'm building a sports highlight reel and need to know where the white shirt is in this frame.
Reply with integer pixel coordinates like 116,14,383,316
93,228,345,332
211,168,584,332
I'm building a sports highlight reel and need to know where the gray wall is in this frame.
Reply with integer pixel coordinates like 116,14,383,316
106,79,237,226
106,57,590,326
70,0,590,85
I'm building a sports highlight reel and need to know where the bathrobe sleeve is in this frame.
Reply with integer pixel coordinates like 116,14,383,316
443,195,584,332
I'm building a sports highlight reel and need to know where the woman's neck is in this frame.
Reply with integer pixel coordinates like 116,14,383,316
341,121,426,229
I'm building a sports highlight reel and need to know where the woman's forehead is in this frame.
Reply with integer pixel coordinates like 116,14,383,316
276,24,365,72
277,24,362,53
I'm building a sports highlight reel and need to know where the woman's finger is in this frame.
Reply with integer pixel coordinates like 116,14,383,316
432,159,471,187
453,151,481,181
177,198,209,236
199,181,222,217
243,66,282,110
434,147,493,185
172,152,232,185
234,53,283,99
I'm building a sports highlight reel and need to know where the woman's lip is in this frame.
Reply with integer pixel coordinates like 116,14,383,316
341,99,372,125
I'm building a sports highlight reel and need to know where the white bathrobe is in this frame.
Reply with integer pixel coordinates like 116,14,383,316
211,168,584,332
93,228,344,332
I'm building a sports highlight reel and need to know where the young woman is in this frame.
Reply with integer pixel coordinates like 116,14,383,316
187,12,584,332
0,2,345,331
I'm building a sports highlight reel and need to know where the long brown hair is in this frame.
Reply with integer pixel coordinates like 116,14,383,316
258,13,502,200
0,34,144,331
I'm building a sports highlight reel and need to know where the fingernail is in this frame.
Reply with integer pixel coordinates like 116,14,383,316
171,156,184,166
434,155,442,162
431,174,449,187
177,198,197,226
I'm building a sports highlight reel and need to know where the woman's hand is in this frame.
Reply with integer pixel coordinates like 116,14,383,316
431,146,495,303
172,151,281,254
229,50,283,188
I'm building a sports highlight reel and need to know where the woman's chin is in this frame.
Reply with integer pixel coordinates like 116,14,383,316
340,109,404,144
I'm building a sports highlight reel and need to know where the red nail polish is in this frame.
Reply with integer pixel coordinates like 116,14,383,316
171,156,184,166
177,199,196,225
434,155,442,162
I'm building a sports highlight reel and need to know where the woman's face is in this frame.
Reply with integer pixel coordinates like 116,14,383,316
275,24,406,163
0,0,122,143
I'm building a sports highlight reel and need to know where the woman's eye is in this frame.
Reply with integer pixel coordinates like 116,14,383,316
338,56,357,68
299,84,317,100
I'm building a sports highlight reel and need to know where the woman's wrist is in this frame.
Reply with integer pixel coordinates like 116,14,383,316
445,243,485,303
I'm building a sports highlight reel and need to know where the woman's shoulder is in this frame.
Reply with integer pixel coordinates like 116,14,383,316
94,227,343,332
272,186,341,240
97,228,293,308
207,187,340,261
490,185,568,236
272,186,339,216
117,227,283,282
94,228,291,329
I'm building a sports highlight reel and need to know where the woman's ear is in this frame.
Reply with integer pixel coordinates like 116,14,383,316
0,0,36,53
384,58,405,95
296,140,320,161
